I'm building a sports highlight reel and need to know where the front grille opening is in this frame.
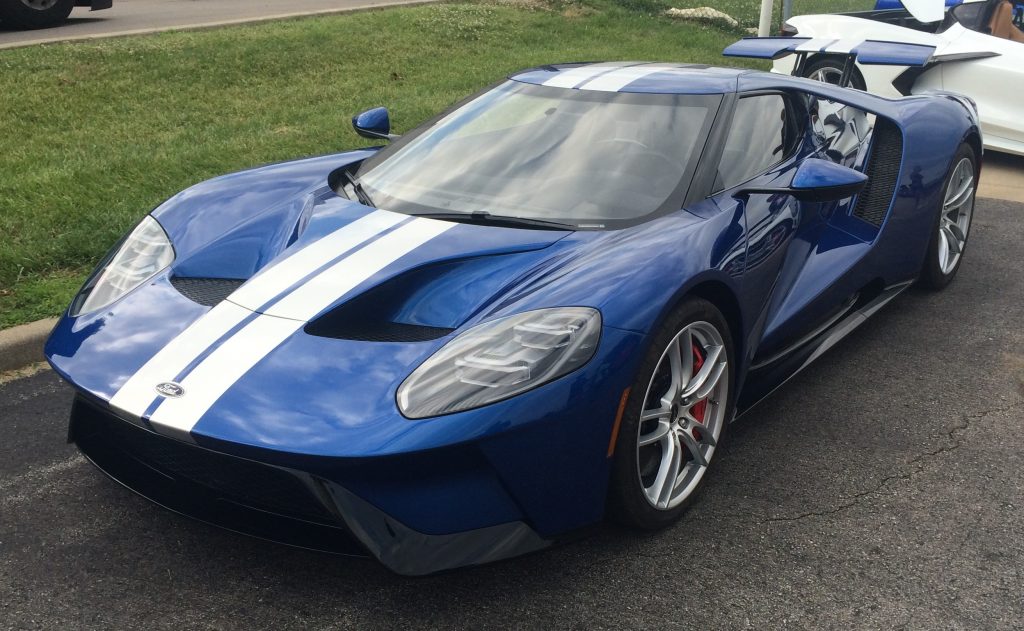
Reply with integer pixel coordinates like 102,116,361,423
170,277,246,307
852,117,903,227
71,398,336,525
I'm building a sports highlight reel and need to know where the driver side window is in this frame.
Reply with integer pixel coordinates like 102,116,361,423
714,95,798,192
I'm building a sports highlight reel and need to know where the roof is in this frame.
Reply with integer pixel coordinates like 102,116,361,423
509,62,751,95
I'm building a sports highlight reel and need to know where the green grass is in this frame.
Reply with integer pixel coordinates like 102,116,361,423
0,1,759,329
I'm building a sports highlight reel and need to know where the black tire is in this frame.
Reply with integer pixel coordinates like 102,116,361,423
802,55,867,91
919,142,977,290
607,297,736,530
0,0,76,29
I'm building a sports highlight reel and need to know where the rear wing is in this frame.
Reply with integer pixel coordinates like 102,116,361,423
723,37,937,88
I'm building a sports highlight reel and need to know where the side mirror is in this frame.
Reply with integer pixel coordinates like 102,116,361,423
352,107,396,141
737,158,868,203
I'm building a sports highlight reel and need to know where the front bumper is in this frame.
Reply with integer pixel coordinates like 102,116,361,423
70,396,549,576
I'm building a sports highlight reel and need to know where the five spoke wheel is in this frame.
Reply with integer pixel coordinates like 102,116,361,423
809,67,842,85
802,58,867,91
20,0,60,9
637,321,729,510
938,157,975,276
920,143,976,290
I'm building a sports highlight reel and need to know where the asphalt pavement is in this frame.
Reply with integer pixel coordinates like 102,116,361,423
0,0,434,49
979,151,1024,204
1,198,1023,630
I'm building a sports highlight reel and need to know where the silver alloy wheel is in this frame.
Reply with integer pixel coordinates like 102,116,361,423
20,0,59,9
938,157,975,275
637,321,728,510
809,66,843,85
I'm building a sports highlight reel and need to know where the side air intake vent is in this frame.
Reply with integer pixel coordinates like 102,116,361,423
306,317,454,342
305,267,456,343
852,118,903,227
171,277,245,307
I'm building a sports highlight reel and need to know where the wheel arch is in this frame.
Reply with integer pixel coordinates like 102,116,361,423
964,130,983,176
640,275,747,382
685,280,744,369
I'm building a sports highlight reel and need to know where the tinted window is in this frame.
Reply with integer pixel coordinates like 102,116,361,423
355,82,719,229
715,95,793,191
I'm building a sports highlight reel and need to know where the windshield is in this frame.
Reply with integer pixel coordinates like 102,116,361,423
355,81,720,229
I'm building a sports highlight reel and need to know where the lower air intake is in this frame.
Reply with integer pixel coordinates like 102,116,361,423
852,118,903,227
71,397,337,525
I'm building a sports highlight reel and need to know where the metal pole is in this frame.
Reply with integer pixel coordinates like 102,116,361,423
782,0,793,25
758,0,773,36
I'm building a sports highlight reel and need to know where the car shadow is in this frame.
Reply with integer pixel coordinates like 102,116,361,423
0,16,106,32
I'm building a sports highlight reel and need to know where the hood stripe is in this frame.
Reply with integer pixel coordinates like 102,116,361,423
109,300,253,419
576,64,680,92
227,209,405,311
108,209,401,420
147,216,455,440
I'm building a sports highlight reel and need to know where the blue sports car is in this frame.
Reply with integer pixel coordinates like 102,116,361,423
46,43,981,575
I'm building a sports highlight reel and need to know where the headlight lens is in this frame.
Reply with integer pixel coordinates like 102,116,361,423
70,215,175,316
397,307,601,419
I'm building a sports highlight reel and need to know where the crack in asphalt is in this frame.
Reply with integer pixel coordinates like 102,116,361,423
758,399,1024,525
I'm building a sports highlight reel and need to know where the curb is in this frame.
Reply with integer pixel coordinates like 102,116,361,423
0,0,439,50
0,318,57,373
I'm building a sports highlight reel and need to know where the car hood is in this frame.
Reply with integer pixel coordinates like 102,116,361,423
171,195,573,327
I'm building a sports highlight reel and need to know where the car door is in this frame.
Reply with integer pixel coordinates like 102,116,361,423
702,93,815,366
714,94,803,282
710,91,878,405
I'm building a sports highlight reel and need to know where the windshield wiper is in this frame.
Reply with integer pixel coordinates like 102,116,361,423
341,170,376,208
409,210,576,231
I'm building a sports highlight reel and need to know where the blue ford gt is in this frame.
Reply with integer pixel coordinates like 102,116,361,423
46,47,981,575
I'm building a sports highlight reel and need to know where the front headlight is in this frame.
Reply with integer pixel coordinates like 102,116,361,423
70,215,175,316
397,307,601,419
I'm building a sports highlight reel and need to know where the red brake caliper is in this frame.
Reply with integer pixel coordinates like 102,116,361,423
690,343,707,439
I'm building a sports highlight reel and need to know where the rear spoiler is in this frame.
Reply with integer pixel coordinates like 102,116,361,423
724,37,937,65
723,37,937,88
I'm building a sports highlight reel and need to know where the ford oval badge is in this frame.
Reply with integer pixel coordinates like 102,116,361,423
155,382,185,398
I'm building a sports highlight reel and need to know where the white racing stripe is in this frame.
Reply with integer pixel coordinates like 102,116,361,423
227,209,404,311
109,300,253,418
147,217,454,440
263,217,449,320
577,64,679,92
541,62,636,88
147,314,302,441
109,209,401,420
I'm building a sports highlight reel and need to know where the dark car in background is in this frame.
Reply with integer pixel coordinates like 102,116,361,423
0,0,110,29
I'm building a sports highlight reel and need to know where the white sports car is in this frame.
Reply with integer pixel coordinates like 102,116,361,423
775,0,1023,155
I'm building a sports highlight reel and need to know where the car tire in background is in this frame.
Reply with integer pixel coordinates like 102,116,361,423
802,55,868,91
608,297,735,530
919,143,978,290
0,0,76,29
